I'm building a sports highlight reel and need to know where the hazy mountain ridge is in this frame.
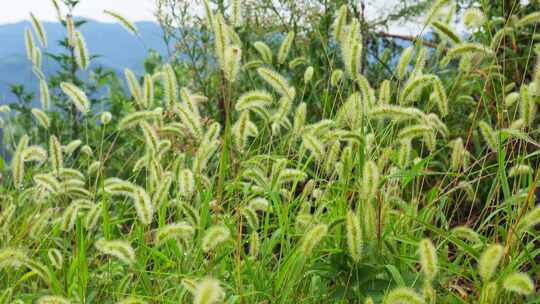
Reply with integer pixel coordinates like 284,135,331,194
0,20,167,102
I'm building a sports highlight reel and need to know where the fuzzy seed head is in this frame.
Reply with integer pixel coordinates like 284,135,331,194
419,238,438,281
104,10,139,35
383,287,424,304
95,238,136,265
202,225,231,252
397,47,414,80
478,244,504,282
300,223,328,257
463,8,486,29
503,272,535,295
100,111,112,124
60,82,90,114
74,31,89,70
346,210,362,263
155,222,194,245
49,135,63,176
193,277,224,304
277,31,294,64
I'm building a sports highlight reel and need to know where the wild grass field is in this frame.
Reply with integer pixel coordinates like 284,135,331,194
1,0,540,303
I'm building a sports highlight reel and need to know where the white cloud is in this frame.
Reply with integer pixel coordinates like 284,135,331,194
0,0,433,35
0,0,156,24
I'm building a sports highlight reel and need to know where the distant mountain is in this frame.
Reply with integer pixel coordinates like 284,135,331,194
0,20,168,103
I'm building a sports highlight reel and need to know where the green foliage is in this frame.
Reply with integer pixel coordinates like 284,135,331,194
2,0,540,303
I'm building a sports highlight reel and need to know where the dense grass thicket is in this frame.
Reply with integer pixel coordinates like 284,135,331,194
2,0,540,303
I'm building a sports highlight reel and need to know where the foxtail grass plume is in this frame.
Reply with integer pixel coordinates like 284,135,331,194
125,68,143,104
242,207,259,230
519,84,537,127
24,28,35,61
84,202,102,230
230,0,243,27
31,108,50,129
450,138,465,171
304,66,314,84
34,173,60,194
302,133,325,162
425,0,452,25
431,20,461,44
300,223,328,257
118,110,161,129
332,5,347,41
176,103,203,139
441,43,493,67
248,197,270,212
30,13,47,48
361,160,379,201
516,11,540,28
154,222,194,245
378,80,391,104
396,46,413,80
22,145,47,163
508,164,532,177
341,19,362,78
39,79,50,110
478,244,503,282
152,173,172,207
95,238,136,265
201,0,214,27
74,31,89,70
324,140,341,174
432,77,448,117
64,139,82,155
132,186,154,225
399,74,436,104
47,248,63,269
357,74,376,106
451,226,481,244
463,8,486,29
419,238,438,282
503,272,535,295
223,45,242,82
104,10,139,35
289,56,306,69
277,31,294,65
236,90,273,112
178,168,195,199
383,287,424,304
253,41,273,64
66,15,76,47
162,64,178,109
369,105,423,121
478,121,498,152
193,277,224,304
143,74,154,108
212,13,229,69
346,210,362,263
101,111,112,124
60,82,90,114
398,124,433,141
257,67,293,99
202,225,231,252
331,69,343,87
0,247,28,269
49,135,63,176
